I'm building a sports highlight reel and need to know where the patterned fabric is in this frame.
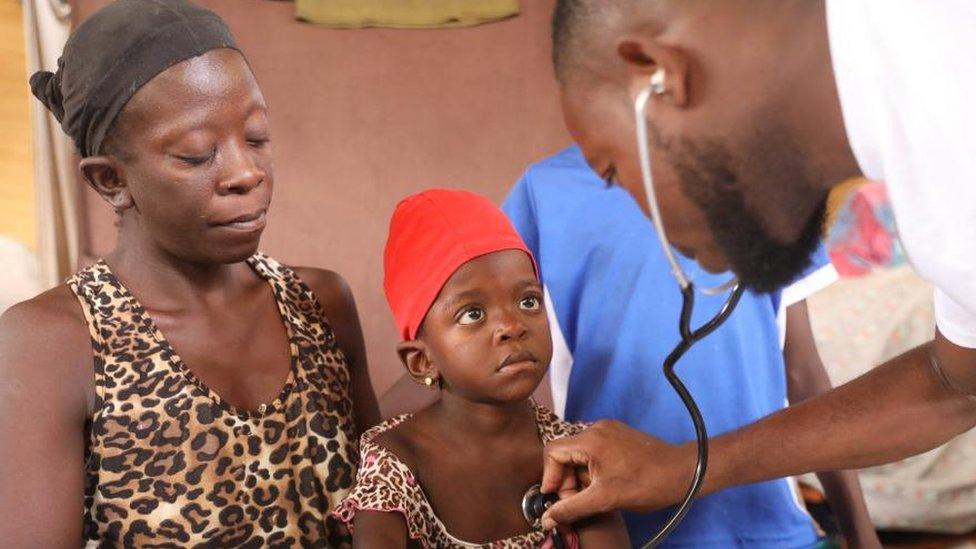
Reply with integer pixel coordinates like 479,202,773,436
333,403,584,548
826,181,906,276
67,253,359,547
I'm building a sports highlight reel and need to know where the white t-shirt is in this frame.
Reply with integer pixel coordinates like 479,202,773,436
827,0,976,348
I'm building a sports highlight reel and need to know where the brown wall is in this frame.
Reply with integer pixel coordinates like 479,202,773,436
73,0,570,395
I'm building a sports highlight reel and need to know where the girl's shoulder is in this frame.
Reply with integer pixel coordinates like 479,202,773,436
364,411,433,475
344,413,419,503
360,413,414,448
359,412,432,480
333,413,439,543
531,401,590,443
363,403,587,450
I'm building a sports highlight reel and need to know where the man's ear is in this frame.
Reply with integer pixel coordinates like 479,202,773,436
616,36,690,109
396,340,439,385
79,156,134,212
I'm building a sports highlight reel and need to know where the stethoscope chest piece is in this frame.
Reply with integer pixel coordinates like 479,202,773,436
521,484,558,528
523,484,566,549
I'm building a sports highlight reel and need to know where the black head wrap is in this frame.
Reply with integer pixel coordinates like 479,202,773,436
29,0,240,157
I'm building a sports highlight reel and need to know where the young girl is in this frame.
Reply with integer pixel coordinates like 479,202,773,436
333,189,628,547
0,1,378,546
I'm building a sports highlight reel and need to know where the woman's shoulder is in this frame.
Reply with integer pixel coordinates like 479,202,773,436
289,265,350,301
286,264,360,335
1,284,90,358
0,284,93,408
248,253,352,310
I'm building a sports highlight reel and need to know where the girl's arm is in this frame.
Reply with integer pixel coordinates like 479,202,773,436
352,511,410,549
575,511,630,547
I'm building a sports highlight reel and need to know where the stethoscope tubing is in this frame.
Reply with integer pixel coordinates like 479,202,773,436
518,76,745,547
634,73,747,547
641,283,744,548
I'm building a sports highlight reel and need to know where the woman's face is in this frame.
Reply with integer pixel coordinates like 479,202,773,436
107,48,273,264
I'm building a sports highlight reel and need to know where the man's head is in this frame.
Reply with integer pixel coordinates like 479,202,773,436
553,0,857,292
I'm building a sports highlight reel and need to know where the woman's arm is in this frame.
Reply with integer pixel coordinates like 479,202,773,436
0,288,92,548
296,267,381,434
783,300,880,548
575,511,630,547
352,510,410,549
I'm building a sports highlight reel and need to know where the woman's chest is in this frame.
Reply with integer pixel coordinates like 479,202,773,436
87,386,358,546
152,302,294,412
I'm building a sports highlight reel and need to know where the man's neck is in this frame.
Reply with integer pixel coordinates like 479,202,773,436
786,0,862,190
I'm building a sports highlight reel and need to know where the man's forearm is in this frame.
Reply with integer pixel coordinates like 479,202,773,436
703,341,976,495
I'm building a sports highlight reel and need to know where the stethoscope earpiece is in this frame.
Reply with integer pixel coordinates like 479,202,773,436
649,69,666,95
629,63,746,548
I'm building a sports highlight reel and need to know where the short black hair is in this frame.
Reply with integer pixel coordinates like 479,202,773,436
552,0,629,84
552,0,678,85
551,0,586,82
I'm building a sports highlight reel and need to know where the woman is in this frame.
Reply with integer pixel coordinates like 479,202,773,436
0,0,379,546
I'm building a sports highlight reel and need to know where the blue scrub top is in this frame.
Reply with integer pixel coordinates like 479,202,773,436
503,146,833,548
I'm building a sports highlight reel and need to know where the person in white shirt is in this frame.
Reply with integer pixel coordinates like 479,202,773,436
538,0,976,533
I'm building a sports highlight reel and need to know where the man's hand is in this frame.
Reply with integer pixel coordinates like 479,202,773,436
540,419,695,529
539,336,976,533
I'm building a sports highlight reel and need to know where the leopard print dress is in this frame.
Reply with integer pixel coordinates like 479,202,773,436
68,253,358,548
333,403,584,548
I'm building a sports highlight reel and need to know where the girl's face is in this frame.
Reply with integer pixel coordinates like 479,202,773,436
418,249,552,403
104,48,274,264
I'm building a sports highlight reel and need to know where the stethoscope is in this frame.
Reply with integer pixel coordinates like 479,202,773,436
523,69,745,548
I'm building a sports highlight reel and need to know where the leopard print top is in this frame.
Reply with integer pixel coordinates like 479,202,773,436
68,253,358,548
333,403,585,548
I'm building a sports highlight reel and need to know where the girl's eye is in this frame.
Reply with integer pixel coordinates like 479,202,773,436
458,308,485,325
247,137,270,148
519,296,541,311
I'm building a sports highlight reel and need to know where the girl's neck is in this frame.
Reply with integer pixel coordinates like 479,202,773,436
431,392,538,441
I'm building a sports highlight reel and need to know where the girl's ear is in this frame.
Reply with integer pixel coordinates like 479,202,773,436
396,340,440,386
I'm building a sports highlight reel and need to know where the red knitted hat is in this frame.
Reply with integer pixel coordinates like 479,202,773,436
383,188,537,341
